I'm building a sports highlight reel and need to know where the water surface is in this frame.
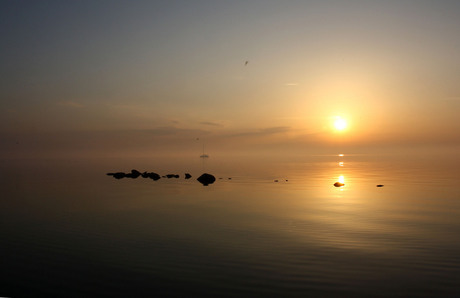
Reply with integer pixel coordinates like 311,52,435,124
1,153,459,297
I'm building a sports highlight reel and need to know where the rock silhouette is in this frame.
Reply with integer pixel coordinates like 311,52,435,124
106,170,141,179
197,173,216,186
125,169,141,178
166,174,180,179
107,170,160,180
334,182,345,187
145,172,161,181
107,170,216,186
376,184,384,187
107,172,126,179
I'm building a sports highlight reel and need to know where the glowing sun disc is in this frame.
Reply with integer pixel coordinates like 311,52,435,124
334,118,347,130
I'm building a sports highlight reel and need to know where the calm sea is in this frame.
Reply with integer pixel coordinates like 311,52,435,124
1,153,459,297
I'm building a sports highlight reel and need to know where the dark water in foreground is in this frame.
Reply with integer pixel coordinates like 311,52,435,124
1,153,460,297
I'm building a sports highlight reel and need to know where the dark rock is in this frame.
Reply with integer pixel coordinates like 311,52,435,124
334,182,345,187
376,184,384,187
197,173,216,186
125,169,141,179
228,178,232,180
108,170,159,180
274,180,278,182
147,172,161,181
107,172,126,179
185,173,192,179
166,174,179,179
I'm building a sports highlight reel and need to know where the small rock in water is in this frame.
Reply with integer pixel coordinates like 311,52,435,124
166,174,179,179
334,182,345,187
185,173,192,179
376,184,384,187
274,180,278,182
107,172,126,179
197,173,216,186
147,172,161,181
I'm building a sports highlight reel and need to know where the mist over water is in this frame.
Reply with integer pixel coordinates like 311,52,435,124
1,152,460,297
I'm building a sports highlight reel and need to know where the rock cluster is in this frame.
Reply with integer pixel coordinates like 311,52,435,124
107,170,217,186
107,170,161,180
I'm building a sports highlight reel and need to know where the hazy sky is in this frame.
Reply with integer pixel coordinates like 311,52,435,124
1,0,459,156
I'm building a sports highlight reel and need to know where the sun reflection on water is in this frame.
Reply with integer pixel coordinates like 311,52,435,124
338,175,345,184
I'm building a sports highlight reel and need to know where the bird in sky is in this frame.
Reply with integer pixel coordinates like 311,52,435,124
245,60,249,66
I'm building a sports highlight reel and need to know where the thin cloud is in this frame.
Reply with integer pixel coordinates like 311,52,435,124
143,126,209,137
57,101,84,108
229,126,291,137
199,121,224,127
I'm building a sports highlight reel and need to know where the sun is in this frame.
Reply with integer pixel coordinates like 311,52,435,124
334,117,347,131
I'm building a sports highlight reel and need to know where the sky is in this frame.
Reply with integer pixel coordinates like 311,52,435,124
1,0,459,157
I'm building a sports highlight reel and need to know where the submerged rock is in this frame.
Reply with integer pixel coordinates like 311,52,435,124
334,182,345,187
197,173,216,186
185,173,192,179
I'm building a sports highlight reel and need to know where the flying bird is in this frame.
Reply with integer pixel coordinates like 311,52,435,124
245,60,248,66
